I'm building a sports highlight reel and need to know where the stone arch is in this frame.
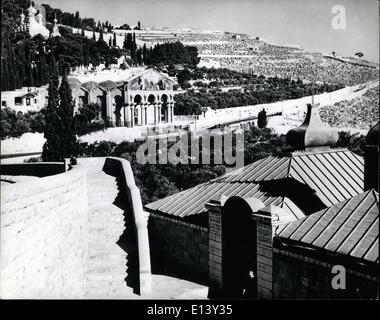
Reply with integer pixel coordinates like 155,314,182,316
221,196,265,299
134,94,142,104
161,94,169,121
147,94,156,104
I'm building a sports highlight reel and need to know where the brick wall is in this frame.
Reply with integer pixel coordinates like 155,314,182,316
0,167,88,299
148,213,209,285
273,249,379,299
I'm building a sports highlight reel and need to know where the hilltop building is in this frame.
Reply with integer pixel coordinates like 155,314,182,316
16,3,50,38
51,14,61,37
69,67,177,126
145,104,379,299
1,67,177,126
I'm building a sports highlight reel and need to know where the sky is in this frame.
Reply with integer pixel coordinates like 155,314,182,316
39,0,379,62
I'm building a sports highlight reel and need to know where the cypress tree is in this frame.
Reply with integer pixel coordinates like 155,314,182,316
108,37,112,47
57,70,79,159
123,33,128,49
92,29,96,40
113,32,117,47
257,108,267,129
42,65,62,161
99,28,104,41
142,44,147,64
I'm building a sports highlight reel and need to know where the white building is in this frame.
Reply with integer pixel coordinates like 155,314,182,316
1,87,48,113
16,3,50,38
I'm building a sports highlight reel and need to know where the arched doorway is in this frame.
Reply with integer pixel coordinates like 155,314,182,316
161,94,168,122
221,196,263,299
134,95,142,125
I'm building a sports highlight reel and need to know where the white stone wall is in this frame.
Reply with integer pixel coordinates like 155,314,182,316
0,168,88,299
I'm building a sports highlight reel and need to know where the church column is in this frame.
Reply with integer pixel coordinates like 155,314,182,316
137,105,142,126
141,104,146,126
121,106,125,126
157,102,162,124
124,104,130,127
105,90,113,126
144,105,148,125
153,103,158,124
170,102,174,123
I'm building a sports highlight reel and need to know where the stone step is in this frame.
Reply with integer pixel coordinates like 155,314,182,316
86,272,127,282
88,224,125,236
88,215,125,224
88,202,124,215
88,246,127,258
88,257,127,267
84,287,135,299
87,176,117,184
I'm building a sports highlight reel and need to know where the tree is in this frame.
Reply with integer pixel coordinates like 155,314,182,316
42,65,62,161
355,52,364,59
99,28,104,41
257,108,267,129
57,70,79,159
113,32,117,47
137,21,141,30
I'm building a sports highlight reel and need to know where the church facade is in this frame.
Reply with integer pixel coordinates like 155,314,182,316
70,67,177,127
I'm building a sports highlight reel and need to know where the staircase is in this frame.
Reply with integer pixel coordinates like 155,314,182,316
84,168,137,299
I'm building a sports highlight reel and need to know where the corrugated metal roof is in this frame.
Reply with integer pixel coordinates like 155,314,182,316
145,149,364,220
276,189,379,264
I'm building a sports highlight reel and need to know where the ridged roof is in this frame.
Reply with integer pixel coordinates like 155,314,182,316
145,149,364,219
276,189,379,264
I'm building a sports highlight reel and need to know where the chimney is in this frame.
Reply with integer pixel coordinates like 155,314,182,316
364,121,379,192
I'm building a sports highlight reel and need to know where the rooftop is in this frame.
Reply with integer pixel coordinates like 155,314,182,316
145,148,364,221
276,189,379,265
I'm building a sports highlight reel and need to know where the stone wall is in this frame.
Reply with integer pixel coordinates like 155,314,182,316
273,249,379,299
0,167,88,299
1,162,65,177
148,213,209,285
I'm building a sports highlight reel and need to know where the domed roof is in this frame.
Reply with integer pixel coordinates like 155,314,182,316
366,121,379,146
286,103,339,150
27,4,37,15
81,81,99,90
99,80,117,89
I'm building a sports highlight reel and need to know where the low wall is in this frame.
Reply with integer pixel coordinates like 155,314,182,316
148,213,209,285
0,162,66,177
273,249,379,299
0,167,88,299
103,157,152,295
192,80,378,132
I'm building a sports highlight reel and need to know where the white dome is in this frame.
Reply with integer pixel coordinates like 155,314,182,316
27,5,37,16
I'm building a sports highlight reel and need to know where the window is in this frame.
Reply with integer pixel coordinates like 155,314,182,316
34,99,37,104
1,101,6,107
26,98,31,106
15,97,22,105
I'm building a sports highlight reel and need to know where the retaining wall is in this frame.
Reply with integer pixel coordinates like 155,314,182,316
0,167,88,299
